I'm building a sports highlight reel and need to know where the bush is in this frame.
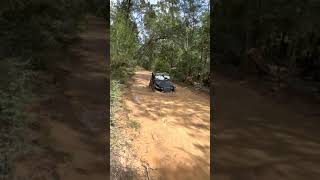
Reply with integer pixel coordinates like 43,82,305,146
153,58,171,73
0,59,34,178
110,80,122,126
0,0,88,61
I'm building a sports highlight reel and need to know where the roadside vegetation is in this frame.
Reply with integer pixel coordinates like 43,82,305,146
0,1,106,178
0,59,35,179
214,0,320,95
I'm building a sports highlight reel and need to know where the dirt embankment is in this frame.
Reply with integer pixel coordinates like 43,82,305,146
114,70,211,180
14,16,108,180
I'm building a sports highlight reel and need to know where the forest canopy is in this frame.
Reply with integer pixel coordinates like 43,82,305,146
214,0,320,92
111,0,210,86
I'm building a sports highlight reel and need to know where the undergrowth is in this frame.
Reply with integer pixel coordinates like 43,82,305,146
110,80,122,127
0,59,35,179
127,119,141,130
110,72,139,180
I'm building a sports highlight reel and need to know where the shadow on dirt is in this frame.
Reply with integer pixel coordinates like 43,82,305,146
214,74,320,180
154,155,210,180
13,16,108,180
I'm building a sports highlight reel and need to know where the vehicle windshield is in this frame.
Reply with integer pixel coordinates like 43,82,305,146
155,75,165,80
155,74,170,80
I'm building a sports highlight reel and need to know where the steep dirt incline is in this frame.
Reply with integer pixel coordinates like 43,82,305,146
14,16,107,180
117,70,210,180
215,74,320,180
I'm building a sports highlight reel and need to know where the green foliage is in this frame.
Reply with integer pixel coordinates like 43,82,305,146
153,58,171,72
111,1,140,82
111,0,209,86
214,0,320,84
0,0,89,61
110,80,122,126
111,80,122,106
127,119,141,130
0,59,34,178
136,0,210,86
85,0,108,18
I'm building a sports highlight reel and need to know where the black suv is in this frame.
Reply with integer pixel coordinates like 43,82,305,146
149,72,175,92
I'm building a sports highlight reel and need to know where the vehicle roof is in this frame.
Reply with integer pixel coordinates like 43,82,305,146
153,72,169,76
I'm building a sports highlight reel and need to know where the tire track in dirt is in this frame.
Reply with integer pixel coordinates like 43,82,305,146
119,70,210,180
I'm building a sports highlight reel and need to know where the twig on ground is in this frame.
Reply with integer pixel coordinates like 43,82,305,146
142,163,150,180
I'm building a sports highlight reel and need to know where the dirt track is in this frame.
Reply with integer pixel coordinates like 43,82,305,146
14,16,107,180
215,74,320,180
117,70,210,180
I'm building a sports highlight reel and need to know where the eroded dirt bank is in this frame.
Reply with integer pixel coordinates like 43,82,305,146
115,70,210,180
